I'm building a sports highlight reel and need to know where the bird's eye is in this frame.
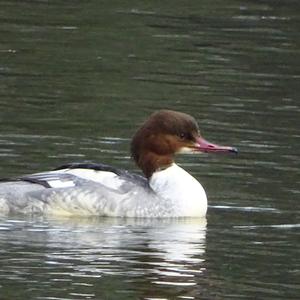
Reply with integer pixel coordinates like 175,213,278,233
179,133,186,139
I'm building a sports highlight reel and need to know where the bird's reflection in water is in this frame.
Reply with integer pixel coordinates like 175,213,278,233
0,216,207,298
42,217,207,277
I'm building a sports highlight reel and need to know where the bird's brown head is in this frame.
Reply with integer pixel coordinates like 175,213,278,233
131,110,237,178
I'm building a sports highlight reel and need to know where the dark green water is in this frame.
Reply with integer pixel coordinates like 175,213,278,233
0,0,299,299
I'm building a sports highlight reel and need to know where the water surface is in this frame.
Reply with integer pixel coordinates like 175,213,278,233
0,0,299,299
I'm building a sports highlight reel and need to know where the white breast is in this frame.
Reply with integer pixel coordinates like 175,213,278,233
149,164,207,217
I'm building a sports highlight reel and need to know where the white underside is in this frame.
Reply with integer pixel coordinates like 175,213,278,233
0,164,207,218
150,164,207,217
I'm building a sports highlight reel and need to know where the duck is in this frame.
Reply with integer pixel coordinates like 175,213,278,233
0,110,237,217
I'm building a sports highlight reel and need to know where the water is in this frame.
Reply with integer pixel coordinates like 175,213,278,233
0,0,299,299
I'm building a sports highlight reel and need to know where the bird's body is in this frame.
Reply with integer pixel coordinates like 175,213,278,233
0,110,237,217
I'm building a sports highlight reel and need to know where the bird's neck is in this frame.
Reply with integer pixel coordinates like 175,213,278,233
137,152,174,178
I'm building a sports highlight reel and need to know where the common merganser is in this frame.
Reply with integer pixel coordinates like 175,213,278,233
0,110,237,217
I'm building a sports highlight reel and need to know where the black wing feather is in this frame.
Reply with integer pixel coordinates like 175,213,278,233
0,162,148,189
